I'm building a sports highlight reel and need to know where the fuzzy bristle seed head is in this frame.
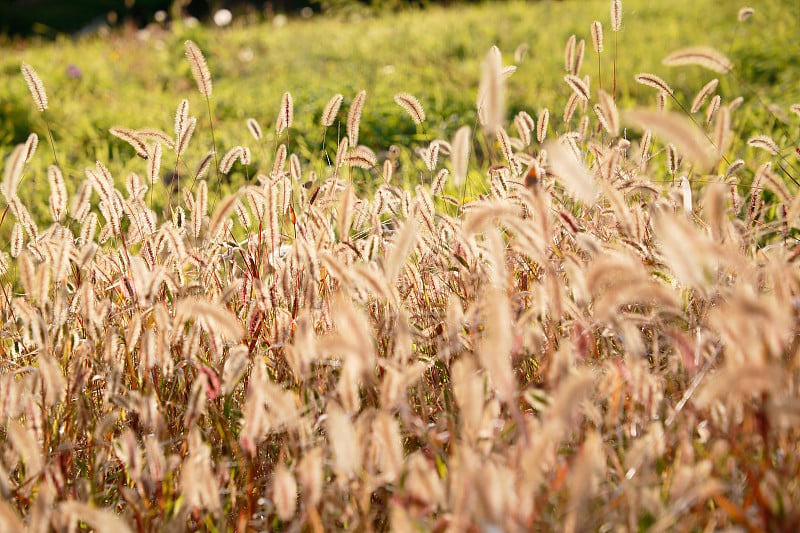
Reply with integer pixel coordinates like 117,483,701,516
21,62,48,111
185,40,212,98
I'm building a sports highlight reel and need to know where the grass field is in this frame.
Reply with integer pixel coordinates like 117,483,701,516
1,0,799,220
2,0,800,531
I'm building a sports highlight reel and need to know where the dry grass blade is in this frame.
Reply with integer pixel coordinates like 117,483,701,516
544,139,596,204
747,134,780,156
495,128,517,174
10,223,23,257
110,127,149,159
478,45,506,134
382,158,394,184
424,141,440,171
666,143,679,174
404,452,445,509
0,501,24,532
451,357,483,441
195,150,214,181
563,93,579,123
272,464,298,521
50,235,72,282
246,117,262,141
591,21,604,53
273,143,287,175
695,366,783,408
573,39,585,75
394,92,426,125
60,501,134,533
177,298,244,341
176,117,197,157
652,207,720,289
322,292,375,374
326,401,361,478
564,74,590,101
663,46,733,73
634,73,674,96
174,98,190,138
451,125,471,186
549,370,596,429
623,109,716,167
537,108,549,143
690,78,719,114
337,184,355,240
565,431,605,532
344,145,378,169
592,104,611,134
2,144,27,198
385,217,417,281
462,200,518,234
23,133,38,163
565,34,576,73
7,419,43,478
184,40,212,98
678,175,692,213
221,345,249,395
290,153,302,181
220,146,243,174
277,91,294,135
335,136,349,171
8,196,38,239
208,191,240,237
611,0,622,31
138,127,175,150
704,94,721,125
514,110,535,146
71,181,92,223
726,158,744,177
348,90,367,146
656,91,666,111
20,62,48,111
756,162,791,203
321,93,344,127
148,142,161,185
181,429,221,512
595,89,619,136
297,448,323,507
373,412,404,481
478,285,517,404
713,106,731,159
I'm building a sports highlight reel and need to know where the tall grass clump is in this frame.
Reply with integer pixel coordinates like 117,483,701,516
1,2,800,531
